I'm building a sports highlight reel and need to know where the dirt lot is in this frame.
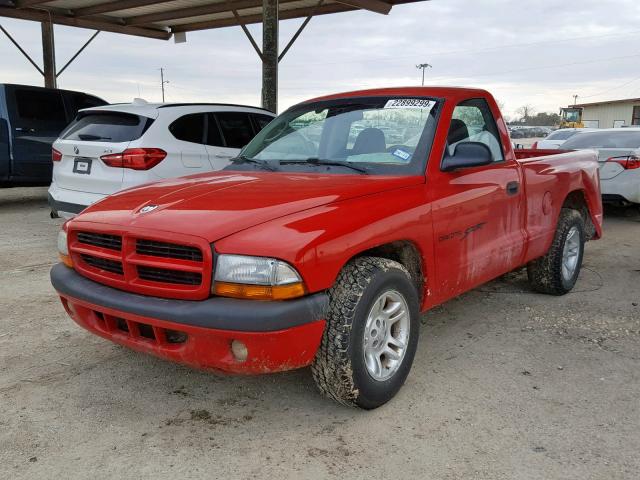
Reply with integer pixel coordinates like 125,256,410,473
1,187,638,480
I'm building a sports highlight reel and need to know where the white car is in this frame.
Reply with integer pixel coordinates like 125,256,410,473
561,127,640,205
48,101,275,218
533,128,594,149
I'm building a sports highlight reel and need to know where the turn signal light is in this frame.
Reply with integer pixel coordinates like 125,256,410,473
52,148,62,162
606,155,640,170
213,281,306,300
59,253,73,268
101,148,167,170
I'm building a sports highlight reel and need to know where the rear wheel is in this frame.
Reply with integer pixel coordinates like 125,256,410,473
527,208,585,295
311,257,420,409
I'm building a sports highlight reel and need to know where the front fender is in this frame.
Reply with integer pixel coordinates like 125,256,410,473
213,184,432,294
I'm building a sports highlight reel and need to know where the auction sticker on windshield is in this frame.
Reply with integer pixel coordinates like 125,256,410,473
384,99,435,110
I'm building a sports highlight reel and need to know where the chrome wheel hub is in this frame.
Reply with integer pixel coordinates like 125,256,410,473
363,290,410,382
562,225,580,282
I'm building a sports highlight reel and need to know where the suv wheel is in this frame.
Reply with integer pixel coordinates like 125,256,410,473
311,257,420,409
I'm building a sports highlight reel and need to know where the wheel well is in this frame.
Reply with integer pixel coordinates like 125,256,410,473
562,190,596,240
355,241,424,300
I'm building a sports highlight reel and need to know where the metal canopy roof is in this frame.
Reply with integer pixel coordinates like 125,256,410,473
0,0,423,40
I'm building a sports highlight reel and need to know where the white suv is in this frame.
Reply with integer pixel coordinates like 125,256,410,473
48,101,274,218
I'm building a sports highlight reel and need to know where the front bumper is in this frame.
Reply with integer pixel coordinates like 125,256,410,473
51,264,328,373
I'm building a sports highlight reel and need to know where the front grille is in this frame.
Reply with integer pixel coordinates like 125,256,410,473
69,228,210,300
81,254,123,275
136,239,202,262
137,266,202,285
77,231,122,251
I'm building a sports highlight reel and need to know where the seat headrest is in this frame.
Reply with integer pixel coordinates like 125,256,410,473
448,119,469,145
352,128,386,155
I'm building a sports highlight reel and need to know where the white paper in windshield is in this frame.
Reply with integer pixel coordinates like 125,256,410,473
384,99,435,110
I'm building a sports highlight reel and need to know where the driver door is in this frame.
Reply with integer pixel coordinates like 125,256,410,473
430,98,525,302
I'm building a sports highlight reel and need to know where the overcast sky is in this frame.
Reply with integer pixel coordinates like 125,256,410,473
1,0,639,117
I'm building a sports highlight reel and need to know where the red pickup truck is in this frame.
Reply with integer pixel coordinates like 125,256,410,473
51,87,602,409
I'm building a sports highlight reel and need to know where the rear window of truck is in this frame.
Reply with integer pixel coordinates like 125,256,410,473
14,88,67,128
60,112,152,142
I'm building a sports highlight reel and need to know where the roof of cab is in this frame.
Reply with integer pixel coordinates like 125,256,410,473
305,86,493,104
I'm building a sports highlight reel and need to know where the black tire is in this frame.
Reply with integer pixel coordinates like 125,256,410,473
311,257,420,409
527,208,585,295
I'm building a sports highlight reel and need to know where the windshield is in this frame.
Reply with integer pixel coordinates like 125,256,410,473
233,96,440,175
562,130,640,149
563,109,581,122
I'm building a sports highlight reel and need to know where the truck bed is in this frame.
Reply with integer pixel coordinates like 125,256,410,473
514,148,571,160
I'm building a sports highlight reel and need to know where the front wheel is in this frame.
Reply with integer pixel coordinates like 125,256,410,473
527,208,585,295
311,257,420,409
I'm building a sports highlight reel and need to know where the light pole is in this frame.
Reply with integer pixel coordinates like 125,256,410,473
416,63,432,86
160,67,169,102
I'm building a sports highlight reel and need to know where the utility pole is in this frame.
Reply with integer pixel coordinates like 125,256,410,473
573,94,578,105
416,63,432,86
160,67,169,102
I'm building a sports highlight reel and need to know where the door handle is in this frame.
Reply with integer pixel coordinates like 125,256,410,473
506,181,520,196
214,153,233,158
15,127,35,133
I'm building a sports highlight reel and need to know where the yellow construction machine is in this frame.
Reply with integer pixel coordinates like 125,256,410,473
559,107,584,128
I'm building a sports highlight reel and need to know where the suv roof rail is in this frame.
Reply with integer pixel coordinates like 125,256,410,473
156,102,273,113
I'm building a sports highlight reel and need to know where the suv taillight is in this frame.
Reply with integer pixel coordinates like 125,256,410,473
101,148,167,170
606,155,640,170
52,148,62,162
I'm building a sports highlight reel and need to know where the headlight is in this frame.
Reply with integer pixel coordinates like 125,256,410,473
213,254,305,300
57,228,73,267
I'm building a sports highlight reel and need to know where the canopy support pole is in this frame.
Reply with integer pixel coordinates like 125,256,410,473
41,19,56,88
261,0,278,112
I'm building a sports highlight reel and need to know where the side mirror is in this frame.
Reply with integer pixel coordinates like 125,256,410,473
441,142,493,172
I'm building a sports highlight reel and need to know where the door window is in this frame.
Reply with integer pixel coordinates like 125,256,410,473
448,99,504,161
216,112,255,149
205,113,224,147
252,114,274,132
169,113,205,144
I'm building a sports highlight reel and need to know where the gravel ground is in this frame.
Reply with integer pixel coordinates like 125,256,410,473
0,187,638,480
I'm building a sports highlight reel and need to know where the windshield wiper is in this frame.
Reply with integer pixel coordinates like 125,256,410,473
281,158,368,174
77,134,112,141
230,155,278,172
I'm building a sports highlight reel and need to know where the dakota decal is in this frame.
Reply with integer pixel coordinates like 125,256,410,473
439,222,487,242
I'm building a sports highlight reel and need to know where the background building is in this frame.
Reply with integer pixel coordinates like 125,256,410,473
573,98,640,128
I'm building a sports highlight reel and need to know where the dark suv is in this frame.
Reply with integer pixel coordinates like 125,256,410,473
0,84,106,186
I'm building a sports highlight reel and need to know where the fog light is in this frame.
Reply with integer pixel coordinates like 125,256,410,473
231,340,248,362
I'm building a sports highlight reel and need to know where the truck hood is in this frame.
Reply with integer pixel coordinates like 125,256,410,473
75,171,423,242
